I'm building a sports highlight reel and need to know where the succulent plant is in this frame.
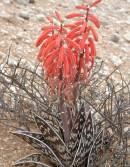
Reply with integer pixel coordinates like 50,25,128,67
12,104,110,167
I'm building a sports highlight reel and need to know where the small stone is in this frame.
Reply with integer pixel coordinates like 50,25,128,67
0,29,8,35
8,58,18,67
110,54,122,66
110,34,120,43
99,66,110,76
124,32,130,42
19,12,30,20
36,14,45,22
124,127,129,133
29,0,35,3
3,0,12,4
101,21,109,27
16,0,28,5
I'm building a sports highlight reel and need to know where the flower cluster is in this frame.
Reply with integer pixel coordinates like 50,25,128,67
36,0,101,94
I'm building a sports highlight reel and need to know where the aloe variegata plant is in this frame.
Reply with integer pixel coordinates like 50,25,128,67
34,0,101,138
12,1,107,167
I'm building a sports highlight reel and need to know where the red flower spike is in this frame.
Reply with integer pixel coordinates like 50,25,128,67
55,11,63,22
88,13,100,28
36,0,101,94
66,13,84,19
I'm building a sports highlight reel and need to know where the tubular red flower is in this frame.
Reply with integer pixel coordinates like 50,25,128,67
65,37,80,51
67,26,81,38
46,16,53,23
36,29,51,47
85,44,90,64
55,11,63,22
75,5,89,11
89,38,96,58
42,40,56,57
80,29,90,50
88,13,100,28
90,0,102,8
44,51,57,68
79,21,88,33
64,20,84,29
66,13,84,19
89,26,98,41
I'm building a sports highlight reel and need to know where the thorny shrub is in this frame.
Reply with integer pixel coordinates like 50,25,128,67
36,0,101,96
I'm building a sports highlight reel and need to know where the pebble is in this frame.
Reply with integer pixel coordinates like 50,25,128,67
19,11,30,20
101,21,109,27
110,34,120,43
99,66,110,76
110,54,122,66
29,0,35,3
8,58,18,67
0,29,8,35
3,0,12,4
36,14,45,22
